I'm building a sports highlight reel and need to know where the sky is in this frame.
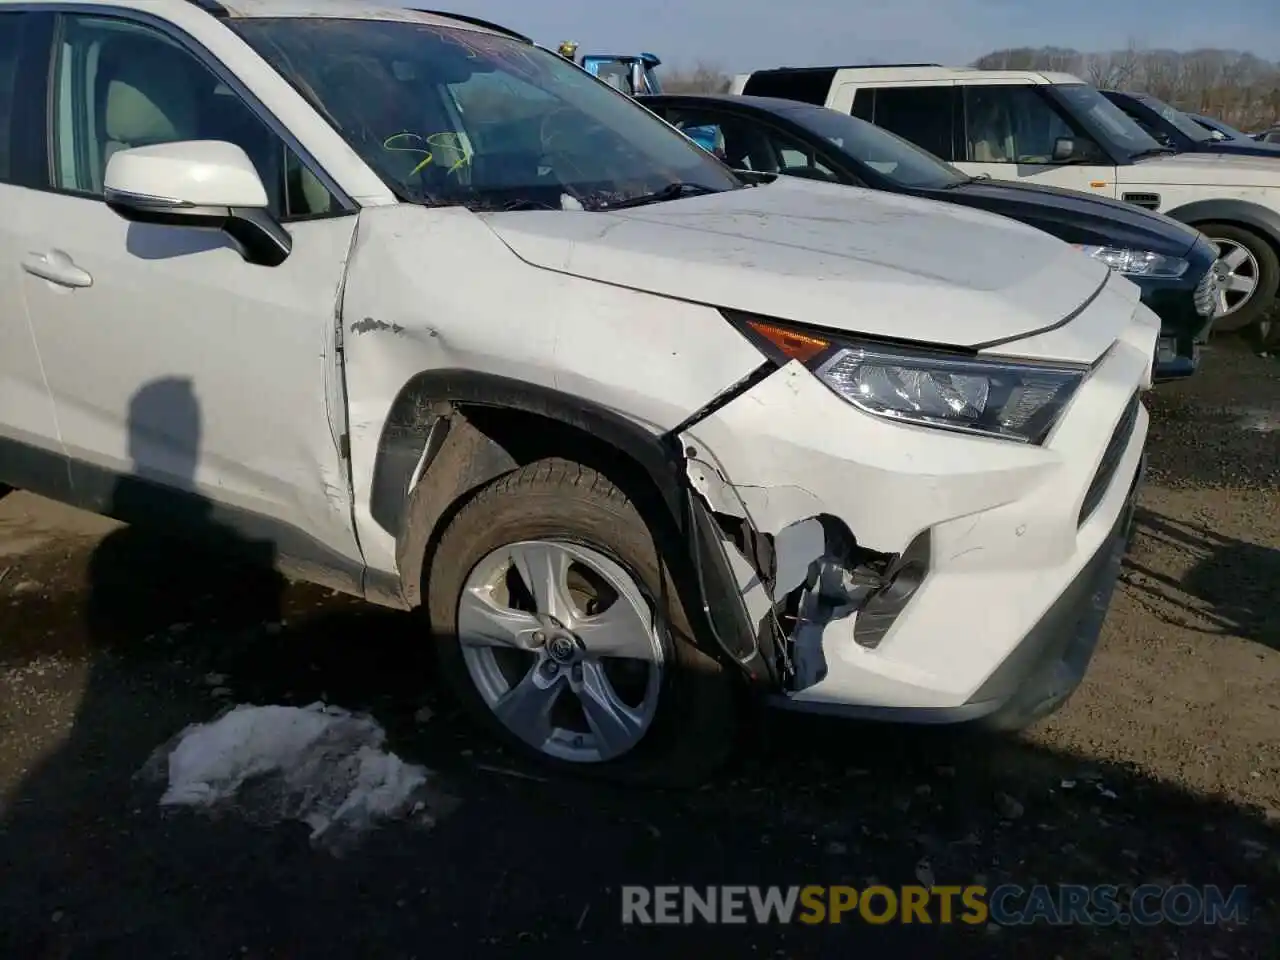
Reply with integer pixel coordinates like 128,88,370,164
417,0,1280,73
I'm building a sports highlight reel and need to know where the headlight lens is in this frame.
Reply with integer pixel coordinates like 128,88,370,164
816,346,1085,444
731,315,1087,445
1074,244,1189,278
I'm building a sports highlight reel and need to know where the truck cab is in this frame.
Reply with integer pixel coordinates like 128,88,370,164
581,53,663,96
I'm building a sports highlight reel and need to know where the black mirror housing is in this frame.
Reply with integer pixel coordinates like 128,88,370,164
103,190,292,268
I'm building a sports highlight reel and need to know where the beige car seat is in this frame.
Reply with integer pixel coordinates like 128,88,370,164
969,97,1015,162
99,36,201,178
98,33,333,216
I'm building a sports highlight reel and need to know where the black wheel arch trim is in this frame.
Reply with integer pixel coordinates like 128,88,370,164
376,368,780,688
1163,199,1280,244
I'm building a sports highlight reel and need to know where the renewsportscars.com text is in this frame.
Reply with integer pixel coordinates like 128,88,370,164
621,884,1249,926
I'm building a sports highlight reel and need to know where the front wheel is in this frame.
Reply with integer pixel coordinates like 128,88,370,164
1198,222,1279,346
426,458,737,786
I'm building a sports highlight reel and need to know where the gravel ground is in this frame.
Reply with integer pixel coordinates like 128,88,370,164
0,340,1276,959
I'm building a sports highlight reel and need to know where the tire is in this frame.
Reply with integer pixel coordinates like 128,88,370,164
425,458,737,787
1197,222,1279,344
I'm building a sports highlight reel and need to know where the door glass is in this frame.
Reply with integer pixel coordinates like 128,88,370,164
50,14,334,218
850,89,873,122
765,132,838,180
0,13,23,184
0,11,52,189
963,85,1078,163
869,86,953,159
667,109,838,180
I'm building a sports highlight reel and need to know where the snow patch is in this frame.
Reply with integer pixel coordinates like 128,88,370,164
142,702,452,853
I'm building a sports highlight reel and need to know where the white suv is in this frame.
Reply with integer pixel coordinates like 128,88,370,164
733,65,1280,341
0,1,1154,784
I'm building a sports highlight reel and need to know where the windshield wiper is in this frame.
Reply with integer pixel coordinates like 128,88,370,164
1130,146,1178,160
598,182,724,211
939,173,989,189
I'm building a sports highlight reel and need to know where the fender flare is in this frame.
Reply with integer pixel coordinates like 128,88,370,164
1163,198,1280,246
374,369,778,686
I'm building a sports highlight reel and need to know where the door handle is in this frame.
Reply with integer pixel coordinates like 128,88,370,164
21,250,93,289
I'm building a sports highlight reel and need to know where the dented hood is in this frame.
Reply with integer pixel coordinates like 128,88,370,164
478,176,1112,348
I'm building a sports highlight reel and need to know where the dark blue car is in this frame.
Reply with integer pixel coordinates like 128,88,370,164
1101,91,1280,159
640,93,1224,380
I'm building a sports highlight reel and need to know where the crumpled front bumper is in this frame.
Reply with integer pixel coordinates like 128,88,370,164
677,307,1154,722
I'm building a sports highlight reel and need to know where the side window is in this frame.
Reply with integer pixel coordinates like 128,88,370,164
740,69,834,105
50,15,335,219
870,86,953,159
962,85,1078,164
0,12,21,184
850,89,874,122
667,108,839,181
0,11,54,188
766,131,839,181
666,110,728,160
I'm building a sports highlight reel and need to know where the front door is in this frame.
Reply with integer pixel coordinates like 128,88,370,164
15,10,364,573
950,83,1120,199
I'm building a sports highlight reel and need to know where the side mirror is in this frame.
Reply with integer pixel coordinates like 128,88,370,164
103,140,291,267
1152,131,1172,146
1052,135,1101,163
1051,136,1078,162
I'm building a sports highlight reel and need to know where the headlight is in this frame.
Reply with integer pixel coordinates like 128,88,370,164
1074,244,1189,279
730,315,1087,445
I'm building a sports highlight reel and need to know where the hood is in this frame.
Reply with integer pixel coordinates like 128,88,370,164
478,176,1112,350
1202,139,1280,158
1120,151,1280,188
933,177,1202,257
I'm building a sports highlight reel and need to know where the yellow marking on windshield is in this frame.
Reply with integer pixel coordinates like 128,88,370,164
382,132,471,176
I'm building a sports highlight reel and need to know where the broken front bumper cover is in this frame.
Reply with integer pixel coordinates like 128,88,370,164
675,304,1155,722
769,455,1144,725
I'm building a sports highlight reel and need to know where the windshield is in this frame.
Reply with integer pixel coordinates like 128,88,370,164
1199,116,1249,140
1139,95,1214,143
782,104,968,188
231,18,740,210
1053,84,1164,158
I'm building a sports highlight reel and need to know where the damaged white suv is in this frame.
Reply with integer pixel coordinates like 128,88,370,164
0,0,1154,784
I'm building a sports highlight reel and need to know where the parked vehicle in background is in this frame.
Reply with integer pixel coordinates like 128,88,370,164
1100,90,1280,159
1188,113,1260,144
580,51,663,96
643,92,1221,381
730,65,1280,346
1257,127,1280,144
0,0,1157,784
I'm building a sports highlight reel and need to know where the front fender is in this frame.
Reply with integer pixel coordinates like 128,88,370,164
379,373,779,687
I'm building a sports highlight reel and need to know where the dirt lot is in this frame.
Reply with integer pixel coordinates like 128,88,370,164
0,342,1277,959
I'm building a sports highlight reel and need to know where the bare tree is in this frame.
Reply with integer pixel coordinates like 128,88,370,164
973,45,1280,130
661,62,732,94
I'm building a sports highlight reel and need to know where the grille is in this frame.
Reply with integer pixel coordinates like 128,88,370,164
1194,260,1224,318
1078,392,1141,527
1122,192,1161,210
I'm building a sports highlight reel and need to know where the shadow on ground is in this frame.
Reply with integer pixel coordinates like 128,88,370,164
1,528,1276,959
1123,506,1280,652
